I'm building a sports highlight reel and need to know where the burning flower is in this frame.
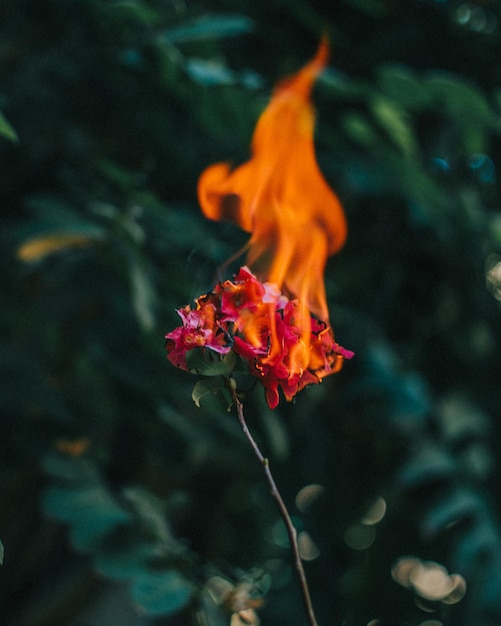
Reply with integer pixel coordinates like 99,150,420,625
165,267,353,409
166,39,353,408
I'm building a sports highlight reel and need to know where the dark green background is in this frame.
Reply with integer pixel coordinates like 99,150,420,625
1,0,501,624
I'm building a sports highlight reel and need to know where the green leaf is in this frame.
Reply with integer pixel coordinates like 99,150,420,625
319,69,368,100
422,491,481,540
192,378,227,408
185,58,236,86
14,194,105,261
341,112,379,147
0,110,18,142
42,454,100,485
43,486,130,551
377,64,431,110
132,569,192,616
370,95,417,156
163,13,254,44
23,193,93,224
185,347,237,376
130,257,156,333
95,540,156,581
396,444,455,490
102,0,160,28
426,72,495,124
122,486,172,544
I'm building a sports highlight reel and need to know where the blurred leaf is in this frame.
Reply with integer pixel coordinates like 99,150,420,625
396,443,455,490
459,125,488,155
421,490,480,541
43,486,130,551
95,539,157,581
15,194,106,260
319,69,369,100
131,569,192,616
426,72,495,125
437,394,490,442
23,194,99,225
0,110,18,142
163,13,254,43
192,378,228,408
377,64,431,110
184,58,262,89
370,95,417,156
129,256,156,332
16,232,98,262
122,486,173,545
185,58,236,86
454,520,500,570
186,347,237,376
42,454,100,485
103,0,160,27
341,112,380,147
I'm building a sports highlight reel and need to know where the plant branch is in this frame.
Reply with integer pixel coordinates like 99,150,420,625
225,378,319,626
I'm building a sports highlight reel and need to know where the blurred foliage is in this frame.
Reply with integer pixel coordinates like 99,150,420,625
1,0,501,625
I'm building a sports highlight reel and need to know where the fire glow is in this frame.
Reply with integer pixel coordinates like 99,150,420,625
165,40,352,408
198,38,348,376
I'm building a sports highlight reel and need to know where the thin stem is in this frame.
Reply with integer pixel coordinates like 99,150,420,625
225,378,319,626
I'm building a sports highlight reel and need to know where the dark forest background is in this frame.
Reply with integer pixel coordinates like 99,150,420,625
1,0,501,624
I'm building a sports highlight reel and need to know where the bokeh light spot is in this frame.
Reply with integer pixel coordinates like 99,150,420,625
271,519,290,549
344,522,376,550
391,556,422,587
455,4,497,33
485,255,501,300
431,157,450,176
410,561,454,601
361,497,387,525
295,483,325,513
298,531,321,561
441,573,467,605
391,556,467,606
469,153,496,184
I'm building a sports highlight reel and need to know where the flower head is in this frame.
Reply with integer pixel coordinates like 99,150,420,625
165,267,353,409
164,300,232,370
166,41,354,408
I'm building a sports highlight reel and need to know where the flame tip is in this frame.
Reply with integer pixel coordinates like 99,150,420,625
197,36,347,359
314,34,330,67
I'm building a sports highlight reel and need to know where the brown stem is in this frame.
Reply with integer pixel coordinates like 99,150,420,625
225,379,319,626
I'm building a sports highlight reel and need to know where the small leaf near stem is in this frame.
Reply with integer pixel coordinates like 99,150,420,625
224,377,320,626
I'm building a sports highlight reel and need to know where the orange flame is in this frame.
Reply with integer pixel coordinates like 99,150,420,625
198,38,347,374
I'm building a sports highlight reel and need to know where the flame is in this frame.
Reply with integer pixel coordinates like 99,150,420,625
198,38,347,374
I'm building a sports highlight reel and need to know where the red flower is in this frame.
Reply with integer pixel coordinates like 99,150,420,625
165,267,353,409
165,301,231,370
219,266,266,320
